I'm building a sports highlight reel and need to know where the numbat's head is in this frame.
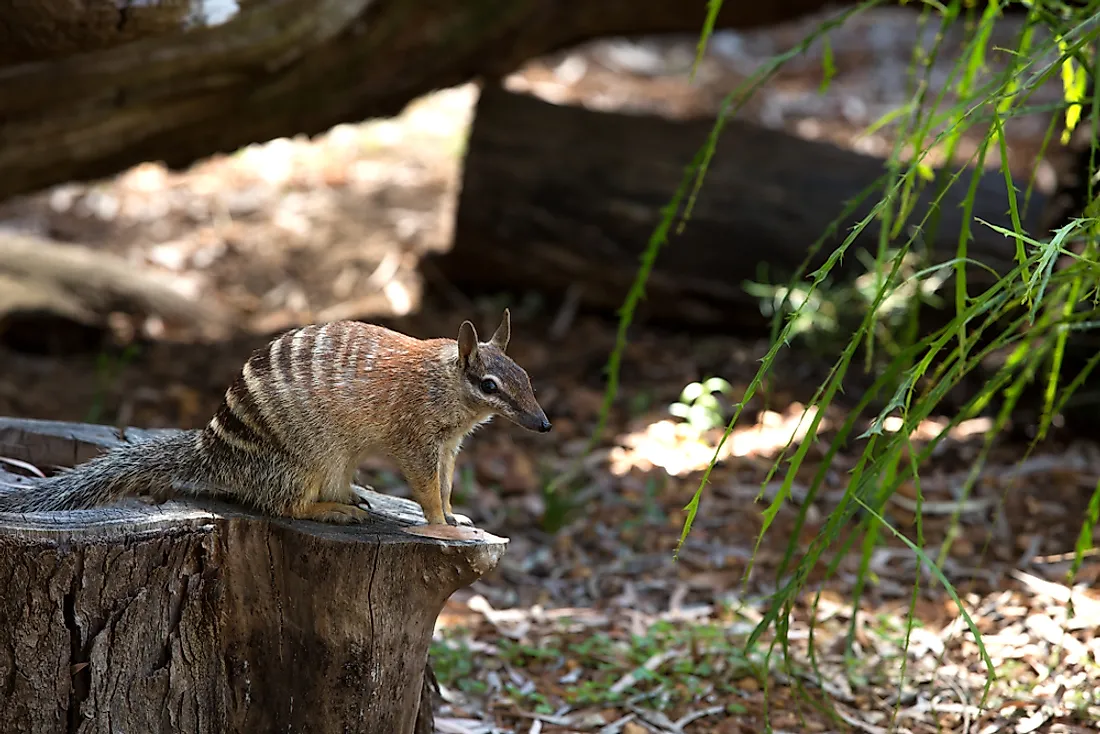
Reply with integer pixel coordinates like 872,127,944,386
457,310,551,433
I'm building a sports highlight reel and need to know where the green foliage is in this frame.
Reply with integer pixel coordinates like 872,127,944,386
579,0,1100,724
1057,30,1090,143
432,620,767,711
668,377,734,432
582,0,879,461
1070,475,1100,583
429,632,488,697
744,247,950,354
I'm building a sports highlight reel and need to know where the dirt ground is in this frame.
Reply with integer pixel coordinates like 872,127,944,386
1,8,1098,733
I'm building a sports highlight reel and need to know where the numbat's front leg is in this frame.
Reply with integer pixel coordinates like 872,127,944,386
398,453,450,526
438,447,473,527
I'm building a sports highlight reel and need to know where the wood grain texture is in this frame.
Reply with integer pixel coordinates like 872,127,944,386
0,416,506,733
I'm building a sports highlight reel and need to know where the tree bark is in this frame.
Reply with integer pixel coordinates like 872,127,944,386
0,416,507,734
0,0,871,201
431,84,1047,329
0,0,202,65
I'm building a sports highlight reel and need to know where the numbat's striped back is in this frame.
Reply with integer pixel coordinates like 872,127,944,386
200,322,376,457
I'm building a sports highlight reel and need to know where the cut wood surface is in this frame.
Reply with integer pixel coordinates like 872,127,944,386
433,85,1046,328
0,0,899,201
0,416,507,734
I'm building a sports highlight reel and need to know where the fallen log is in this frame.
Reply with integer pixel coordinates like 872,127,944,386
0,416,506,734
0,0,910,201
0,230,226,352
432,85,1046,329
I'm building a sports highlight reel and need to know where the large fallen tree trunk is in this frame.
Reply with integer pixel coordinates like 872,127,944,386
431,85,1045,329
0,0,977,201
0,416,506,734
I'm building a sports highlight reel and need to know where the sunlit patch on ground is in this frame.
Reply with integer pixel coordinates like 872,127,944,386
608,404,825,477
881,415,995,441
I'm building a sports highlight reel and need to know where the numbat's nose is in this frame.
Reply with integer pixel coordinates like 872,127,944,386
538,418,552,433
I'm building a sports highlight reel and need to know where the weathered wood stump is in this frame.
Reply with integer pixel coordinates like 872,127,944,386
0,417,507,734
432,84,1046,329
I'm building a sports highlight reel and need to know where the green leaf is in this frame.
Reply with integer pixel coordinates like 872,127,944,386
691,0,724,83
703,377,733,394
669,402,691,419
820,35,837,94
1056,36,1088,144
681,382,705,403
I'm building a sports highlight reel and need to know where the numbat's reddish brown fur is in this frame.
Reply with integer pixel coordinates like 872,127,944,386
0,310,550,526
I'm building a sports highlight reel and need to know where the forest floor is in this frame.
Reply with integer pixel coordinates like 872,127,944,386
1,8,1098,733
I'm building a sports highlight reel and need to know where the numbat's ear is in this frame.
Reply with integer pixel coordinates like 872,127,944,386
458,320,479,365
489,308,511,352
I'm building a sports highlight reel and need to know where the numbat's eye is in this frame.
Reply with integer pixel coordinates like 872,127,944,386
479,378,498,394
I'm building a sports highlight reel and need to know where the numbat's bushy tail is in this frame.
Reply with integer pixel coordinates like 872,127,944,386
0,432,201,513
0,311,551,526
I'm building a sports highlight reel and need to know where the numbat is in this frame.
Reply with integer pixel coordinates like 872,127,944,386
0,310,550,526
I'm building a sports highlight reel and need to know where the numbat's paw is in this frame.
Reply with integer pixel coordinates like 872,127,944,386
298,502,373,525
327,506,373,524
445,512,474,527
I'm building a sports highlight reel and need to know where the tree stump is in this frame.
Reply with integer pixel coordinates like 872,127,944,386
0,416,508,734
432,84,1046,330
